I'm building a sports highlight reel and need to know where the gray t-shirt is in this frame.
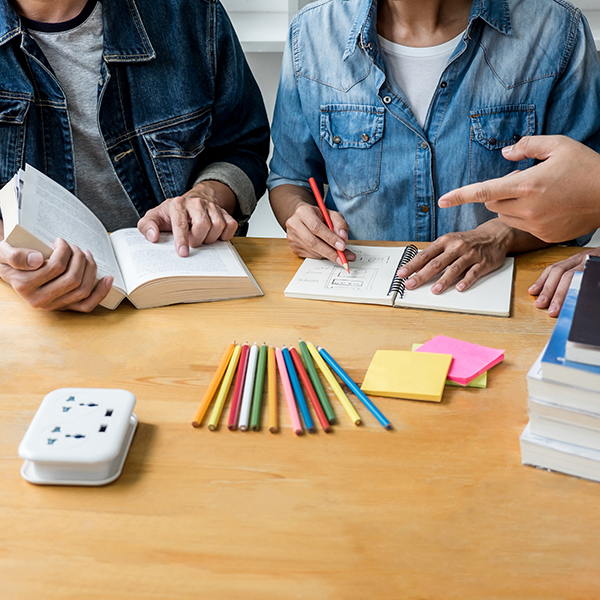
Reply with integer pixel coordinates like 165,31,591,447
29,2,141,231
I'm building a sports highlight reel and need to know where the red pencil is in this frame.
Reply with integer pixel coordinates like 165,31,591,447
227,342,249,430
308,177,350,273
290,346,331,433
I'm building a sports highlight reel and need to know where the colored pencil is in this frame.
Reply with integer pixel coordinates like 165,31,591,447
318,346,392,430
290,346,331,432
309,177,350,273
275,347,303,435
208,344,241,431
283,346,316,433
227,342,249,430
299,339,336,424
267,345,278,433
239,342,259,431
192,341,235,427
306,341,361,425
250,343,268,430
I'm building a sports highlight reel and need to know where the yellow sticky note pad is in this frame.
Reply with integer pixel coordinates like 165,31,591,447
411,343,487,388
361,350,452,402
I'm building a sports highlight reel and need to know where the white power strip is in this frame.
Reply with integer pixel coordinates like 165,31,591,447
18,388,138,486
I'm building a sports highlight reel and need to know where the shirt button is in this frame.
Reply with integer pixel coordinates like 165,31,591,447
421,205,430,213
513,134,521,142
420,141,429,149
333,136,342,144
488,137,497,145
383,95,392,104
440,81,447,88
361,133,370,142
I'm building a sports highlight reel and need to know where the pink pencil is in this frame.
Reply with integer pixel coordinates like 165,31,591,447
275,347,303,436
227,343,249,430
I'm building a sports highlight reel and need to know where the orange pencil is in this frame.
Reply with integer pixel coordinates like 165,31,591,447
290,346,331,433
192,341,235,427
309,177,350,273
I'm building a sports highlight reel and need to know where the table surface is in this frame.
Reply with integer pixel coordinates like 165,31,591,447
1,238,598,599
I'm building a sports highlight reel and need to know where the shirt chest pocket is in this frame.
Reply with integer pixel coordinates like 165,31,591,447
468,104,536,184
141,108,212,198
320,104,384,199
0,96,29,185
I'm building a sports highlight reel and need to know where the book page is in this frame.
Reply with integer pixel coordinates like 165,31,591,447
109,229,250,293
19,166,125,290
284,245,405,304
395,258,514,317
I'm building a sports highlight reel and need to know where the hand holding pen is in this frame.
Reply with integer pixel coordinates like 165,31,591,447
308,178,351,273
269,179,356,268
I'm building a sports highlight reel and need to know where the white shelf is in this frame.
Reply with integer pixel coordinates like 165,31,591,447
583,9,600,49
228,11,290,52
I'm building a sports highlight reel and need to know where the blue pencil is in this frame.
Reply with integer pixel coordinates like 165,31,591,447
282,347,316,433
318,346,392,430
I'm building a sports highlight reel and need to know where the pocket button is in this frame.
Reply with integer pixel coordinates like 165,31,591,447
361,133,370,142
333,136,342,144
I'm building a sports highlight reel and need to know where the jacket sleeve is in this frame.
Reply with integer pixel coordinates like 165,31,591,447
267,16,328,195
194,1,270,228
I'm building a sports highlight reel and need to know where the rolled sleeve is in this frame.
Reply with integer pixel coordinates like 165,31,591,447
194,161,256,227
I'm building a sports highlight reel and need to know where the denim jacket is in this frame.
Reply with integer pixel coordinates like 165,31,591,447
268,0,600,242
0,0,269,226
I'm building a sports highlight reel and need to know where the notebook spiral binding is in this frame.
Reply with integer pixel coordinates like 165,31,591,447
387,244,419,300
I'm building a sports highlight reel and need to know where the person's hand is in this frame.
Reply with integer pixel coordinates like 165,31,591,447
284,202,356,266
0,237,113,312
138,180,238,257
437,135,600,243
396,220,514,294
528,247,600,317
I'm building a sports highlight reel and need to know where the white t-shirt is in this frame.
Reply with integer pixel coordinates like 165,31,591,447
378,31,464,128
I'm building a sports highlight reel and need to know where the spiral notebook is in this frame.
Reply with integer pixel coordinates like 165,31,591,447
284,244,514,317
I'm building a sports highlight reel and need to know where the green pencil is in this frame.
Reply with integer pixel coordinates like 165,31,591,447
250,343,268,430
299,339,336,424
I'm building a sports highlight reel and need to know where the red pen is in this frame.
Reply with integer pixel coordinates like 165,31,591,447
308,177,350,273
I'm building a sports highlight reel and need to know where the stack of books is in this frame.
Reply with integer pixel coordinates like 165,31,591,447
520,256,600,482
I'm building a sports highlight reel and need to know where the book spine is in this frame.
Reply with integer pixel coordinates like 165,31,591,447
388,244,418,299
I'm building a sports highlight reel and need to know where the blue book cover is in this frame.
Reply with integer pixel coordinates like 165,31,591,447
541,272,600,390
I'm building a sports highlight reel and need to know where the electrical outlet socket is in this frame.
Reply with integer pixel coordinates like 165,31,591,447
18,388,138,486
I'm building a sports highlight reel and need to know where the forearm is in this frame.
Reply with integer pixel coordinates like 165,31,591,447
479,218,551,254
269,184,316,230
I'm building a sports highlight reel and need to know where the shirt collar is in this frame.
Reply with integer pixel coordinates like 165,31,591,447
0,0,155,62
343,0,512,60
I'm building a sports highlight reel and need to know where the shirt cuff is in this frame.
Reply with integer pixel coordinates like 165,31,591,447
193,162,256,227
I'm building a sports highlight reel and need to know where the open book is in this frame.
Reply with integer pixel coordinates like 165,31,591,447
0,165,262,310
284,244,514,317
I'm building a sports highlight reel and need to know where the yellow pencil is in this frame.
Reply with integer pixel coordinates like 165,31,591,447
267,345,278,433
208,344,242,431
306,341,361,426
192,341,235,427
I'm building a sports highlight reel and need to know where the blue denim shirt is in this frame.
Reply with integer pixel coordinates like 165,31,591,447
268,0,600,242
0,0,269,226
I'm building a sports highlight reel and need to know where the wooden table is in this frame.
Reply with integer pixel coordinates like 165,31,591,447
1,239,598,599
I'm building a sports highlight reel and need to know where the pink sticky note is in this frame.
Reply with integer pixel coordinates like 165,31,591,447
414,335,504,386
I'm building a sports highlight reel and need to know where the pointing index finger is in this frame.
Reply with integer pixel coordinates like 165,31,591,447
438,173,522,208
